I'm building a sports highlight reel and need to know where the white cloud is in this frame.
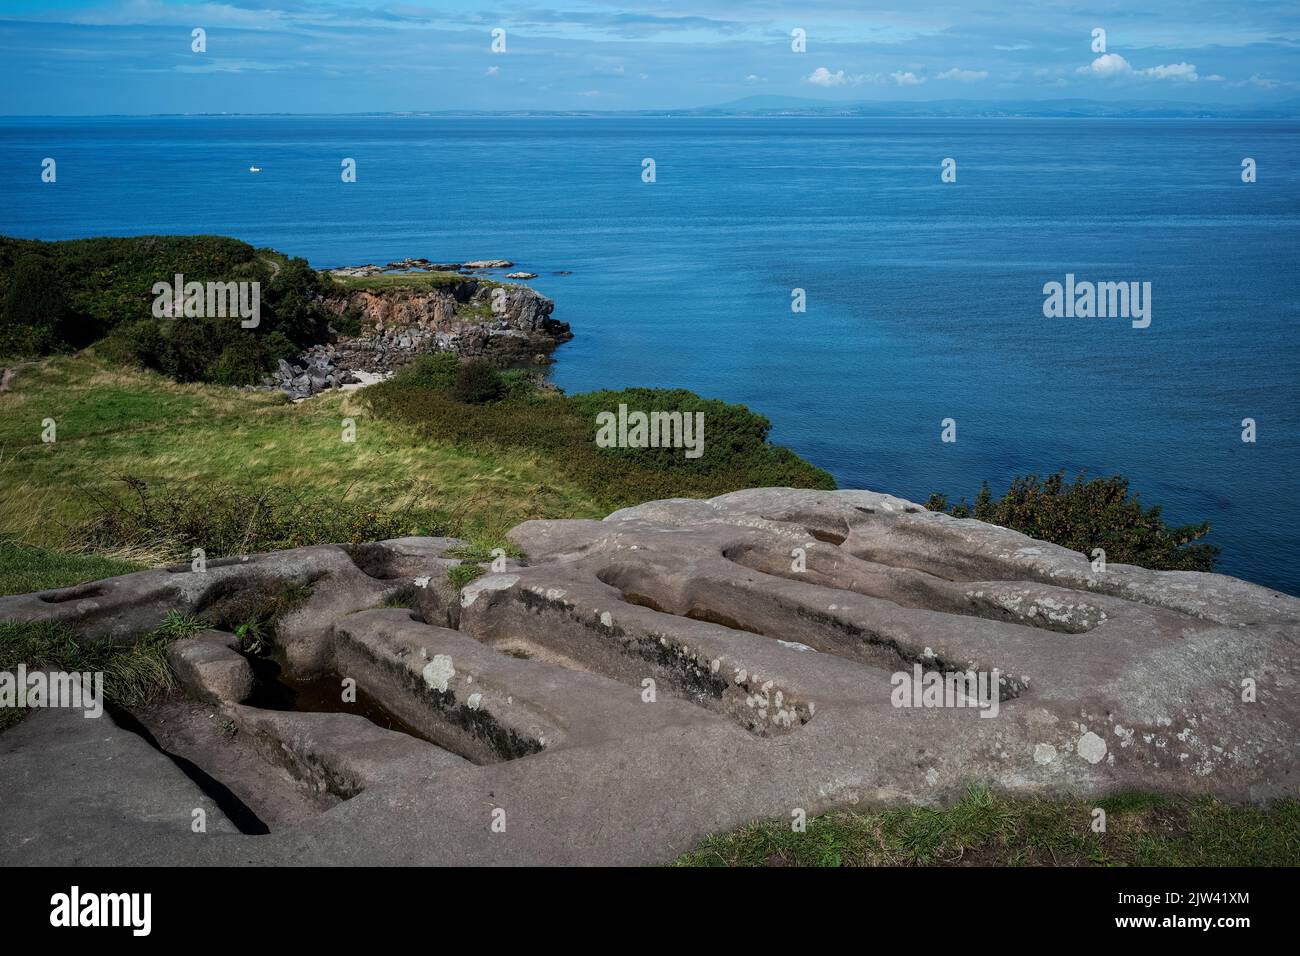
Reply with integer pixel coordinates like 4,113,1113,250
891,70,925,86
807,67,847,87
1250,74,1280,88
1079,54,1202,82
1143,62,1198,81
485,65,499,76
1081,53,1132,77
937,68,988,82
745,74,765,83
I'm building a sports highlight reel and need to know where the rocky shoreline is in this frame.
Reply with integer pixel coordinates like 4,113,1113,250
267,259,571,400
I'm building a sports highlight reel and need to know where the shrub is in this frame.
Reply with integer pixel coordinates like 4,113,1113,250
925,471,1219,572
0,237,334,385
0,253,86,356
362,374,835,509
334,302,364,337
208,335,273,386
392,352,460,390
98,318,164,369
452,359,506,404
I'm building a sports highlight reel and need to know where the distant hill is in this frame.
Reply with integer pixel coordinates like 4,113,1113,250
691,97,1300,119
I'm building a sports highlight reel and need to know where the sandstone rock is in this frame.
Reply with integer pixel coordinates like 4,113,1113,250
462,259,513,269
2,490,1295,866
166,629,253,704
505,272,538,279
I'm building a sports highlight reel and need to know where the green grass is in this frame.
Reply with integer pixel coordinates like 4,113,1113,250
447,562,487,590
0,353,609,577
0,537,141,597
365,364,836,512
0,351,832,597
327,271,488,291
674,787,1300,867
0,612,205,731
444,537,522,563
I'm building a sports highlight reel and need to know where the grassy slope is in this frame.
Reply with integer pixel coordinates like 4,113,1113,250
0,352,607,591
675,788,1300,867
327,271,486,291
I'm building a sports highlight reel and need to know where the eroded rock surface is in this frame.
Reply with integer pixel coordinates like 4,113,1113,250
1,489,1296,865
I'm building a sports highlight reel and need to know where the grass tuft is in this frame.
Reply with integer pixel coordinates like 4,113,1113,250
447,562,486,590
674,786,1300,867
0,613,206,731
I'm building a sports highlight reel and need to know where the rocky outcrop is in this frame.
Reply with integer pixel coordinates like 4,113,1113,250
327,280,564,347
1,488,1296,865
268,355,362,400
269,268,571,399
329,258,512,277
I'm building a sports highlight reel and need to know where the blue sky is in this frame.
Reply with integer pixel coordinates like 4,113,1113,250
1,0,1297,114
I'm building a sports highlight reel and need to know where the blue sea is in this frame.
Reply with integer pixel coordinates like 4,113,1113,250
2,116,1298,594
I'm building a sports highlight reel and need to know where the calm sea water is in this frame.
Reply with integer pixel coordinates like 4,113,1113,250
2,116,1298,593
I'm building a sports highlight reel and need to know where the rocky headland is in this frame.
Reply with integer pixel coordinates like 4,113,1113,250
269,261,570,400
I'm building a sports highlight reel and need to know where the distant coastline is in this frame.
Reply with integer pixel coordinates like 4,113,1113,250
4,97,1300,121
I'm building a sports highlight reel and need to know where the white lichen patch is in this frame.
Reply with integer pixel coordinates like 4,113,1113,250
1033,743,1057,765
1077,731,1107,764
460,573,519,607
422,654,455,693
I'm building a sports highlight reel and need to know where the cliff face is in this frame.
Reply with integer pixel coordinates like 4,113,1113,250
270,275,574,397
322,278,571,365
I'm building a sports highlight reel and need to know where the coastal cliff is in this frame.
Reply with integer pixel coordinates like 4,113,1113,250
280,268,572,397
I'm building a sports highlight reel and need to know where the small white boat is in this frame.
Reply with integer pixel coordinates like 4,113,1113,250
249,165,262,173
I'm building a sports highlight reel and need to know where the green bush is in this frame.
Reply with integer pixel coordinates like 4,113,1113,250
0,253,90,356
208,335,275,387
334,302,364,337
98,318,164,369
0,237,333,384
925,471,1219,572
452,359,506,404
391,352,460,390
363,374,835,508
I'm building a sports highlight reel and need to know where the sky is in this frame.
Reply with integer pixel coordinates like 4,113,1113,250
0,0,1297,114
